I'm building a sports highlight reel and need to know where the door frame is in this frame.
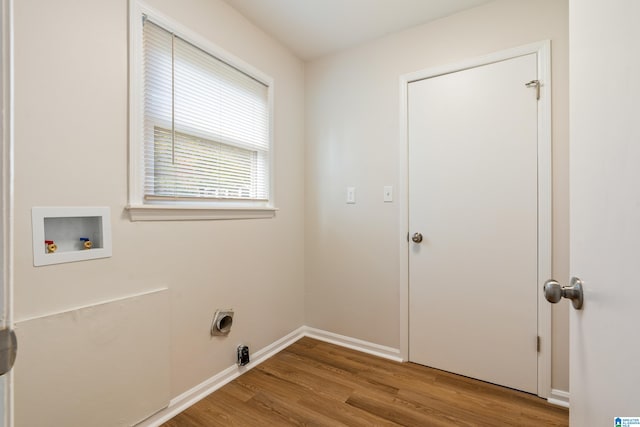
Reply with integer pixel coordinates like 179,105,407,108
1,0,14,424
398,41,552,398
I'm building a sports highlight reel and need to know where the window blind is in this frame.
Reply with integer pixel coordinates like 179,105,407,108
142,18,270,201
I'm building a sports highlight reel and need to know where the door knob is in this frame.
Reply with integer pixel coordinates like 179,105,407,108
411,232,423,243
543,277,584,309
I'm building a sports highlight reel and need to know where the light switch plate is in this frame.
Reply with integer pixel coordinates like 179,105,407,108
346,187,356,204
383,186,393,202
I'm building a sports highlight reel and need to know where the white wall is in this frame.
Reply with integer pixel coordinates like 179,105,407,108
304,0,570,392
15,291,171,427
11,0,570,423
13,0,305,424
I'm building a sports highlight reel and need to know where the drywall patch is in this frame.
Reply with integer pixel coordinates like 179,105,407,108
14,290,170,427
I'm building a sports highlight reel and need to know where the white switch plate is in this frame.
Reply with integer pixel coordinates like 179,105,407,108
346,187,356,204
383,186,393,202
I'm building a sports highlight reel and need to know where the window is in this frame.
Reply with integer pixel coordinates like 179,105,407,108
128,3,275,220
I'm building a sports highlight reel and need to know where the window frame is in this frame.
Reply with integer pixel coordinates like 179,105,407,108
128,0,276,221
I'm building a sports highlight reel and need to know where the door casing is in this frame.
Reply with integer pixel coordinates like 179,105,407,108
1,0,14,424
398,41,552,398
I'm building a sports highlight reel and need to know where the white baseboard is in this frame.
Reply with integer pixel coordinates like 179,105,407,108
135,326,402,426
137,325,564,425
547,388,570,408
302,326,403,362
136,326,307,426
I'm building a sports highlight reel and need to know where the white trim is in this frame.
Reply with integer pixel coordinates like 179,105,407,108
398,68,409,363
134,326,403,426
398,41,553,398
126,204,277,221
128,0,144,208
135,326,307,427
535,40,553,400
130,0,272,87
128,0,276,219
31,207,112,266
402,41,550,84
1,0,14,425
303,327,403,362
548,389,570,408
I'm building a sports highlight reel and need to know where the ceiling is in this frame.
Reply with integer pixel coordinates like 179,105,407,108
221,0,494,60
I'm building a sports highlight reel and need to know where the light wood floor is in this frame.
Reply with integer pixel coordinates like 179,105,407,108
163,337,568,426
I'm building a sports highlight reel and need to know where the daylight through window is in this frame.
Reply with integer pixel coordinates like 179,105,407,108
142,18,270,202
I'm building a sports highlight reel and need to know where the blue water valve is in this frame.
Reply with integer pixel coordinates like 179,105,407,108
80,237,93,250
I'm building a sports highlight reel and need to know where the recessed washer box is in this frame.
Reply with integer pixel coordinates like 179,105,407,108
31,207,112,266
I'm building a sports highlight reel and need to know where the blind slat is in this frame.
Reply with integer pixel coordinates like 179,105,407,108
142,18,270,201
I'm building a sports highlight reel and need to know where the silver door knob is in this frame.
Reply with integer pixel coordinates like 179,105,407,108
411,232,423,243
543,277,584,310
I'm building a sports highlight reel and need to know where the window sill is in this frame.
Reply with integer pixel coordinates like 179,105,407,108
126,204,277,221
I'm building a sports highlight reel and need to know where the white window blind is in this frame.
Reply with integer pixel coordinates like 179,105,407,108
142,18,270,202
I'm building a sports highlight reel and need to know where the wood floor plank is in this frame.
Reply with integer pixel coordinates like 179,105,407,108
281,343,403,396
392,372,528,422
346,390,456,427
217,381,256,403
275,349,402,396
297,393,402,427
162,337,568,426
257,354,354,402
202,389,287,426
248,390,349,426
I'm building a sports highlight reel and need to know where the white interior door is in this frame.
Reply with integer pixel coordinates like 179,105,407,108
408,53,539,394
570,1,640,425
